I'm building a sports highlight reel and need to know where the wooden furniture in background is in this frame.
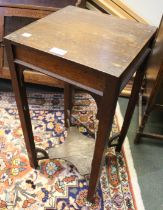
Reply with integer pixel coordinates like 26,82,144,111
0,0,85,87
87,0,147,23
5,6,156,201
134,16,163,143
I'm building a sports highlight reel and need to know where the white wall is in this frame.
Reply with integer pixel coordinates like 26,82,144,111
122,0,163,26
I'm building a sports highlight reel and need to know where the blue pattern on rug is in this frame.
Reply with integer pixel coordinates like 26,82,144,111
0,91,135,209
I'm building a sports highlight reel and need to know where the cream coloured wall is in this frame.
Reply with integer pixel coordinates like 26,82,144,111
121,0,163,26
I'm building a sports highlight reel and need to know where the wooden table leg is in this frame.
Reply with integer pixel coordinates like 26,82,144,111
64,83,74,128
0,10,4,69
90,93,101,120
5,41,38,169
87,78,119,201
116,50,150,152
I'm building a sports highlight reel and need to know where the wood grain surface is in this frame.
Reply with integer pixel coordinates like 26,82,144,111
5,6,156,78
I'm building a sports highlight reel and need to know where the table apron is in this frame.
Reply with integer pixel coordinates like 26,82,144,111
13,44,107,95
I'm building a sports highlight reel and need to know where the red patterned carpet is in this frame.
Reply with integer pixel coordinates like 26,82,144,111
0,91,142,209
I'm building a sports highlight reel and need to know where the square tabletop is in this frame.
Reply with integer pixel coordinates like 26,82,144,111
5,6,156,78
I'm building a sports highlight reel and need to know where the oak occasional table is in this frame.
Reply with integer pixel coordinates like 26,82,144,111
4,6,156,202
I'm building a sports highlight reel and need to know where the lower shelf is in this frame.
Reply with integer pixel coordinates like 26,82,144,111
48,127,95,175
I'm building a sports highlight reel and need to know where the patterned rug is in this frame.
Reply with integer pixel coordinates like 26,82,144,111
0,90,139,210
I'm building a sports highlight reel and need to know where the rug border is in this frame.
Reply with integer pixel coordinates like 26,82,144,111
116,103,145,210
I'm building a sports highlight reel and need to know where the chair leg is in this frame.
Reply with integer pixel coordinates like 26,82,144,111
134,109,150,144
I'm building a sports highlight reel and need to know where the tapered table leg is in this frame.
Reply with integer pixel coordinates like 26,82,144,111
116,50,150,152
5,41,38,169
0,14,4,68
64,83,74,128
87,78,120,202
